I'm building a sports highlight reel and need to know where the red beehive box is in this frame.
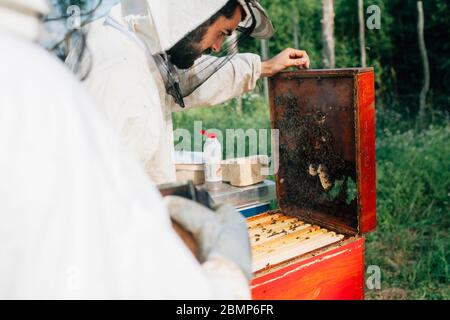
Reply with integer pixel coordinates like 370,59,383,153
250,68,376,300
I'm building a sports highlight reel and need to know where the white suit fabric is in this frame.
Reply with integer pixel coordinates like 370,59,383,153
77,1,262,185
0,0,249,299
146,0,229,52
0,0,47,40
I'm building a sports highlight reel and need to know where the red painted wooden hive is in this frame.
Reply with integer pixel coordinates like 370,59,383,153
250,68,376,300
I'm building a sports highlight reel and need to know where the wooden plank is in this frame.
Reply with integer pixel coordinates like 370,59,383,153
250,214,346,274
252,230,329,260
356,71,377,233
248,216,298,233
247,212,271,223
249,216,304,237
252,226,321,254
249,213,345,264
247,213,286,228
253,233,344,272
250,223,311,246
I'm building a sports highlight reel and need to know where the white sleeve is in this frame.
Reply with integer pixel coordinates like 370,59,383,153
82,40,164,167
202,258,251,300
175,53,262,111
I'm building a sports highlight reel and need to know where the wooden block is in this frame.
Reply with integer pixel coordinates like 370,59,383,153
175,164,205,185
247,212,272,223
222,155,269,187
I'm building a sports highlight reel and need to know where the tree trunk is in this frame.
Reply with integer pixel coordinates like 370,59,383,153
321,0,335,68
261,39,270,104
358,0,367,67
417,1,430,129
292,12,300,50
228,32,243,113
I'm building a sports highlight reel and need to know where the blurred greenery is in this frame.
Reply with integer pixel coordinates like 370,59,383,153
241,0,449,114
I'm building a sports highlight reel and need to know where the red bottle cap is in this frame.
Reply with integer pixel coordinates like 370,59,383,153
200,130,217,139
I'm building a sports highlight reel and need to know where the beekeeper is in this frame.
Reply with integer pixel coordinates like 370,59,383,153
0,0,252,299
68,0,310,185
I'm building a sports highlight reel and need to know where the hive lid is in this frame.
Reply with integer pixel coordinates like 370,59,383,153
268,68,376,235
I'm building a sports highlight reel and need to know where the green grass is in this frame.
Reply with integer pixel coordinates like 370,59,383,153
173,98,450,300
365,123,450,300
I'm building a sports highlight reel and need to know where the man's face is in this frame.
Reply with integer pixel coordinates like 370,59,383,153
168,6,243,69
199,6,243,55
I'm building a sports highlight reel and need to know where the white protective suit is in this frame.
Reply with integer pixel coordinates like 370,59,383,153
0,0,249,299
76,0,263,185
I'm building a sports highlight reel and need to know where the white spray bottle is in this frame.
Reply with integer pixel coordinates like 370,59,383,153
201,130,222,190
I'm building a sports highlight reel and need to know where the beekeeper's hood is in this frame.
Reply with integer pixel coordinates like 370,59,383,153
0,0,49,40
142,0,273,107
147,0,273,52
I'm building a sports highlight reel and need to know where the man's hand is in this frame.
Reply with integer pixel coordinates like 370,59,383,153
261,48,310,77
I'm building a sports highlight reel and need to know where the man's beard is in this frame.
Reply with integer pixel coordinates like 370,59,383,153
167,41,212,70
